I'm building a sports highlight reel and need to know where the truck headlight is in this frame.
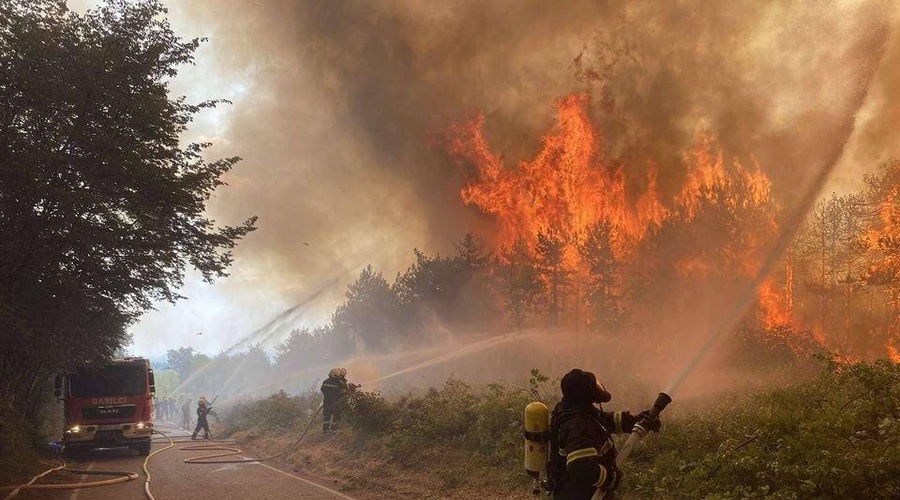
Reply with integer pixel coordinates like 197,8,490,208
135,422,146,429
66,425,81,434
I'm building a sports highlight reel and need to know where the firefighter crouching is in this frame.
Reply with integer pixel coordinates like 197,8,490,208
550,369,661,500
320,368,359,434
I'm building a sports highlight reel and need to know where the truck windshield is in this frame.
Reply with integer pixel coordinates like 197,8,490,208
70,364,146,398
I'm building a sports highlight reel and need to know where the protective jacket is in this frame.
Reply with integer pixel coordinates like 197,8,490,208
192,402,211,439
320,376,348,406
550,399,639,500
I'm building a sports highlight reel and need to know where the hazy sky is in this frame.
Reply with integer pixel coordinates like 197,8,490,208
64,0,898,358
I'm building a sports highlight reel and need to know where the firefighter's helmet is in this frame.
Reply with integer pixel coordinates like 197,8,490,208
329,368,342,378
561,368,612,404
199,396,208,406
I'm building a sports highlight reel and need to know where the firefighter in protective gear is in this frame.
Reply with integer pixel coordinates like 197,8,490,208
321,368,356,433
549,369,660,500
181,397,193,429
191,396,212,440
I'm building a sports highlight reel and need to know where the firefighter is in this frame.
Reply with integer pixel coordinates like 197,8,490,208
320,368,358,433
191,396,212,440
181,397,193,429
549,369,660,500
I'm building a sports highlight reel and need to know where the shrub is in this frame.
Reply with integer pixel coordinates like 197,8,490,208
347,389,395,434
224,390,320,433
0,400,42,485
225,359,900,499
624,357,900,499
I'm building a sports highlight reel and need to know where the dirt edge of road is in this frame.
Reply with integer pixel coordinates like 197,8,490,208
234,430,531,500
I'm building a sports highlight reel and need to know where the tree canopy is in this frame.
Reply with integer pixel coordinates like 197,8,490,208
0,0,256,419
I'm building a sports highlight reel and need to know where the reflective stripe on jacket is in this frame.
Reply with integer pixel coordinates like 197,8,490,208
550,400,638,500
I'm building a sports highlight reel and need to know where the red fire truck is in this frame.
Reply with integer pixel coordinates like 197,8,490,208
54,357,155,456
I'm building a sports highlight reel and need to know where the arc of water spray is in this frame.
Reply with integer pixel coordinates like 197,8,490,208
665,24,892,397
217,285,333,391
233,330,544,398
356,331,537,387
161,271,351,400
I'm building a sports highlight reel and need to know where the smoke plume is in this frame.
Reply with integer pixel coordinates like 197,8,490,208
129,0,896,357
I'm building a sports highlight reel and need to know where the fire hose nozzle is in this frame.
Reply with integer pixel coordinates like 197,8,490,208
652,392,672,415
615,392,673,469
633,392,672,437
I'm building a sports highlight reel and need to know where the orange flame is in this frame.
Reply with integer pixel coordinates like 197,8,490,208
446,94,665,257
888,340,900,363
445,92,834,355
758,277,792,330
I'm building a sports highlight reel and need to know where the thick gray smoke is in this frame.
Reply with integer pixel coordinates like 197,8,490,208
127,0,896,356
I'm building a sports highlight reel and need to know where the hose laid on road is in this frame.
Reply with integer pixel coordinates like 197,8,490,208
1,427,176,500
0,460,138,499
3,407,323,499
143,429,176,500
179,404,323,465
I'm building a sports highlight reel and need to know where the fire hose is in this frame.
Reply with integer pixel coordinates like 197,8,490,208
0,462,138,500
615,392,672,467
177,403,323,465
594,392,672,500
144,428,175,500
2,405,322,500
0,434,168,500
0,428,181,500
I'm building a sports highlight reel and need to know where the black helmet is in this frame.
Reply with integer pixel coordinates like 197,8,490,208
561,368,612,404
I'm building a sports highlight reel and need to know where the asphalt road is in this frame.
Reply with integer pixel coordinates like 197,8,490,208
11,421,356,500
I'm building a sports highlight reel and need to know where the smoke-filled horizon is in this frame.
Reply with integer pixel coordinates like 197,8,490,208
126,0,898,358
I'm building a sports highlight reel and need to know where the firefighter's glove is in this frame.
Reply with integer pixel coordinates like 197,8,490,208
638,410,662,433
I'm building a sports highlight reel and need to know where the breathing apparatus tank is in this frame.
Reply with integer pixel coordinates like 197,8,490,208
523,401,550,495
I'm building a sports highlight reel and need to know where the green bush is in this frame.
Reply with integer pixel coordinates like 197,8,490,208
466,381,535,467
224,390,320,433
624,357,900,499
0,400,42,485
227,359,900,499
341,376,546,474
347,389,395,434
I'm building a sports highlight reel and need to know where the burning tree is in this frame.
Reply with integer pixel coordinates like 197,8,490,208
861,160,900,360
444,93,793,344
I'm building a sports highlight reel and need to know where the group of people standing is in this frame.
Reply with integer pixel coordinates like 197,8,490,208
153,395,219,439
152,396,193,427
153,397,177,420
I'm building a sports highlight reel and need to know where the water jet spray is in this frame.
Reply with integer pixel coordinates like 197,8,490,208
659,21,889,401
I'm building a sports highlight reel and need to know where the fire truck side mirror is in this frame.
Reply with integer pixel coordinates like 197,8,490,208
54,375,63,401
148,369,155,396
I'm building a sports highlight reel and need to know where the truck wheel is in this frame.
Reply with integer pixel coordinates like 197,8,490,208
137,441,151,456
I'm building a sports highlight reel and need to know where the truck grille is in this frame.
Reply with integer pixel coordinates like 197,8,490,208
95,429,122,443
82,404,136,420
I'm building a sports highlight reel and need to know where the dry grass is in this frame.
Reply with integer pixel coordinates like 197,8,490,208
235,429,533,500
